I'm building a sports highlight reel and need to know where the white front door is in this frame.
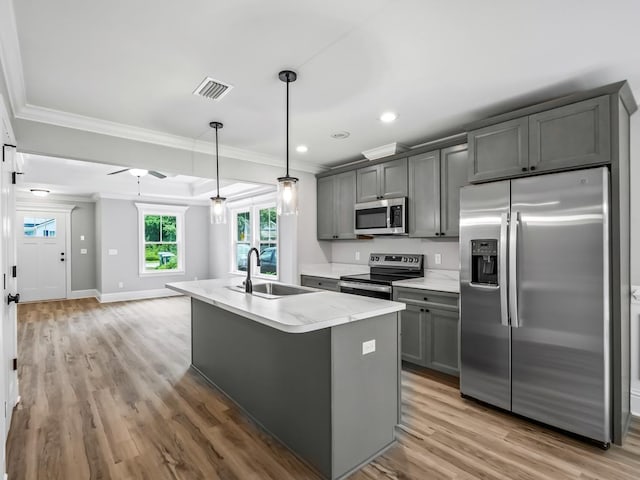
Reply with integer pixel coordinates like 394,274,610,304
18,211,67,302
1,145,18,438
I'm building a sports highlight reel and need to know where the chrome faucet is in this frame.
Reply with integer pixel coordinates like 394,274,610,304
245,247,261,293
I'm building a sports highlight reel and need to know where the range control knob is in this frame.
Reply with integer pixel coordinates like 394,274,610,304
370,256,374,261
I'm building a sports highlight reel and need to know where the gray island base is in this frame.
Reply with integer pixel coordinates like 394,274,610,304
190,298,400,480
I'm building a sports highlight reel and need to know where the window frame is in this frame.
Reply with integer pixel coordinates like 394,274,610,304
135,203,189,277
230,201,279,280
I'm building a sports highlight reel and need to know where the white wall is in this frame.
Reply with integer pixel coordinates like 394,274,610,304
98,198,210,294
330,237,459,271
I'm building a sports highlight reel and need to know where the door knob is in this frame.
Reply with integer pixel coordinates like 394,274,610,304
7,293,19,305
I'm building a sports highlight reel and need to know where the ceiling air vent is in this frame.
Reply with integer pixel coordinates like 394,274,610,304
193,77,233,101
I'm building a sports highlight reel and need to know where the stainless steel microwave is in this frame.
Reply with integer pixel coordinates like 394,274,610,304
354,197,407,235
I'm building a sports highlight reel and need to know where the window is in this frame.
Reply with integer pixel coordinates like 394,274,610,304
24,217,56,237
232,204,278,278
136,203,188,276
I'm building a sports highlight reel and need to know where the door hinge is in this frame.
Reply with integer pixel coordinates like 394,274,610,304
11,171,23,184
2,273,5,290
2,144,17,163
11,265,16,278
12,358,16,371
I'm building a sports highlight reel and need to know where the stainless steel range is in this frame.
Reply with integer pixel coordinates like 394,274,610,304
339,253,424,300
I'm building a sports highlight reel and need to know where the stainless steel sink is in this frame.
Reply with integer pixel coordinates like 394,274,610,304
227,282,316,299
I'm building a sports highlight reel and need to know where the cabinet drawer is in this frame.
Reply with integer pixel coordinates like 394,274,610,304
394,287,458,310
300,275,340,292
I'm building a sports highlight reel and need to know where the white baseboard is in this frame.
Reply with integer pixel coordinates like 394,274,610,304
97,288,182,303
632,389,640,417
68,289,99,299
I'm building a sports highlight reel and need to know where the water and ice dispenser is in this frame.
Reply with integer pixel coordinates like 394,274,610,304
471,239,498,286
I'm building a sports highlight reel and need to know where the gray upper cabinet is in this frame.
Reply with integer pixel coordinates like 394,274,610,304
380,159,409,198
408,144,468,238
409,150,440,237
529,95,610,172
468,117,529,183
356,158,408,203
355,165,379,203
316,171,356,240
440,144,469,237
317,176,335,240
469,95,612,183
334,171,357,238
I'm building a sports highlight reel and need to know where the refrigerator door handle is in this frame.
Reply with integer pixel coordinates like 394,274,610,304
499,212,509,327
509,210,520,327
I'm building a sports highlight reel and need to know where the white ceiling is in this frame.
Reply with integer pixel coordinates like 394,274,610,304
3,0,640,170
17,153,270,202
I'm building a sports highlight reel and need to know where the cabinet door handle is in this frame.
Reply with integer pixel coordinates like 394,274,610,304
441,232,445,236
530,165,536,171
521,167,527,172
435,232,440,236
425,309,429,313
423,297,428,301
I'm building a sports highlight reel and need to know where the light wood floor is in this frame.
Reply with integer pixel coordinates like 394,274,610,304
7,297,640,480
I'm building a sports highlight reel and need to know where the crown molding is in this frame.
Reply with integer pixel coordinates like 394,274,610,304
91,192,210,206
15,103,324,174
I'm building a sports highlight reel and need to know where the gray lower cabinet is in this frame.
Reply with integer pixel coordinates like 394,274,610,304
356,158,408,203
317,171,356,240
394,287,459,376
468,95,611,183
300,275,340,292
408,144,468,238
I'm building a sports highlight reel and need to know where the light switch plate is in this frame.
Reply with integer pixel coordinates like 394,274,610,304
80,235,85,241
108,249,118,256
80,248,87,254
435,253,442,265
362,339,376,355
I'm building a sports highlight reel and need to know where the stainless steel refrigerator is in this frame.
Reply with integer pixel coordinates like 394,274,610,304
459,166,611,445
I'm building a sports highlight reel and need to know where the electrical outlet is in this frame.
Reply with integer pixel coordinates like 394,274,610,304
435,253,442,265
355,251,360,261
80,235,85,241
80,248,87,255
194,277,198,281
362,339,376,355
118,282,124,289
108,249,118,256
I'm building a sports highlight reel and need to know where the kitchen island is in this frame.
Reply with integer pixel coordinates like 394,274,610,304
166,278,405,480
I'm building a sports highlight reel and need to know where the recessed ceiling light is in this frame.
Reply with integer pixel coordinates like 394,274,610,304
330,131,350,140
380,112,397,123
296,145,308,153
30,189,50,197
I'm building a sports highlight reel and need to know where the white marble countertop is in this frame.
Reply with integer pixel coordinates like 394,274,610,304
298,263,369,280
166,278,405,334
392,269,460,294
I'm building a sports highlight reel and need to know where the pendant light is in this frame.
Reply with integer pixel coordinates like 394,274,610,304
209,121,226,224
277,70,299,216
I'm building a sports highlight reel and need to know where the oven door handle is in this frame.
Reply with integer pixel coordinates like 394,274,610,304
338,281,392,293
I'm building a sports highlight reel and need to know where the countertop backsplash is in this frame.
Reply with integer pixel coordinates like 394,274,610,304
329,237,460,271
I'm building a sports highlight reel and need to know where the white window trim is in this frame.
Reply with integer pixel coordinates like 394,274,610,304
230,201,279,280
135,203,188,277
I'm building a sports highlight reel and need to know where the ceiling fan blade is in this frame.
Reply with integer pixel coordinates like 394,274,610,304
149,171,167,179
108,168,130,175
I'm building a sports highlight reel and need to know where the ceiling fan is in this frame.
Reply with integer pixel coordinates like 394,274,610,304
108,168,167,179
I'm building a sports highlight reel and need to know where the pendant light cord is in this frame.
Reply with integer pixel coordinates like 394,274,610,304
285,74,290,177
215,126,220,196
